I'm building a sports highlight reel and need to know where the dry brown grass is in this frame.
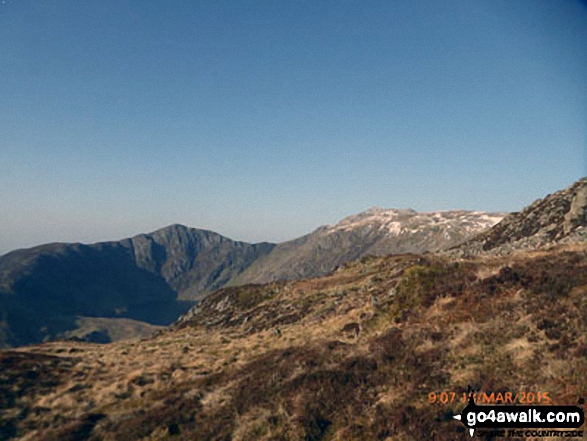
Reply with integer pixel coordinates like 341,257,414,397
1,248,586,440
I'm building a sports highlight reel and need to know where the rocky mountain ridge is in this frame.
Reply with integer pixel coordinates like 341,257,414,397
0,226,274,347
232,208,505,285
0,208,503,347
126,224,275,299
453,177,587,256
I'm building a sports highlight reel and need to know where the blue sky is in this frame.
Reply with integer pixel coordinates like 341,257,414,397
1,0,586,254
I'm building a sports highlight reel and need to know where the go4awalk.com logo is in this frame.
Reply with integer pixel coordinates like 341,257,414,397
452,391,585,438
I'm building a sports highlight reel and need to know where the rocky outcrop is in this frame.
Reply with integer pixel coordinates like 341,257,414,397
564,181,587,235
453,178,587,256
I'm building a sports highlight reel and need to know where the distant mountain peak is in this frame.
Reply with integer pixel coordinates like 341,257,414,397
361,206,416,215
327,207,505,237
234,207,506,286
146,223,201,237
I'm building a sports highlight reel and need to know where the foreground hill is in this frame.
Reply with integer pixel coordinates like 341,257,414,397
1,243,586,440
0,210,502,348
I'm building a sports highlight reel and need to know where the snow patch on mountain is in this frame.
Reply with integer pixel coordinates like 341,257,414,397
326,208,506,237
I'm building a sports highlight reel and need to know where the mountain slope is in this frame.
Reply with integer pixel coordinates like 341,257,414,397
0,225,274,347
454,177,587,255
233,208,505,284
125,224,275,299
2,244,586,440
0,209,503,348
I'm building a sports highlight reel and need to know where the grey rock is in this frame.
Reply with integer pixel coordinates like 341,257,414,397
451,177,587,257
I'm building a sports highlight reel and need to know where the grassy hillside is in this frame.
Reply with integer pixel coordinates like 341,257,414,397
1,245,586,440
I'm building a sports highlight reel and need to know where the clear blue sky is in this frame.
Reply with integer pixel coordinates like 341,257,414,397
1,0,586,254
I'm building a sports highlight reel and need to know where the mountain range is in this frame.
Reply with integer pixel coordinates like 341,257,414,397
1,177,586,440
0,208,505,347
3,178,587,348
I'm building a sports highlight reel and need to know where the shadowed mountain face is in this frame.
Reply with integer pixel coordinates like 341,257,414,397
0,225,275,347
125,225,275,300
